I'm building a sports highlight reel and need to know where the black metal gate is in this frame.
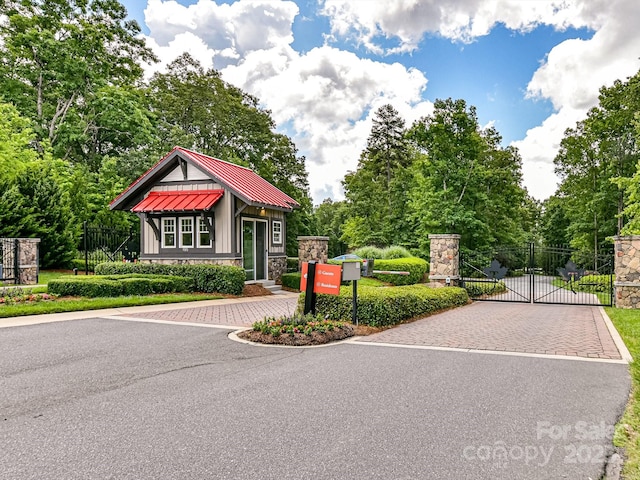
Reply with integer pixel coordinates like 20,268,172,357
81,222,140,274
460,244,614,306
0,238,19,284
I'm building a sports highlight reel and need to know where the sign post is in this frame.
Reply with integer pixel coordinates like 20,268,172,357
341,261,361,326
302,261,317,314
301,261,342,314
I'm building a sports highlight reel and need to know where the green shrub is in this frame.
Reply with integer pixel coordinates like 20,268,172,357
381,246,412,259
352,246,385,259
571,274,612,293
463,280,507,297
299,285,468,327
281,272,302,291
252,313,347,337
48,274,195,297
94,262,245,295
371,257,428,285
286,257,299,273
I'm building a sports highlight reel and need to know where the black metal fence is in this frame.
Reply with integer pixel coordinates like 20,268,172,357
80,222,140,274
460,244,614,306
0,238,19,284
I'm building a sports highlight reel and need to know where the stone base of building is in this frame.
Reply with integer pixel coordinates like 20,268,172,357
139,257,242,267
268,256,287,283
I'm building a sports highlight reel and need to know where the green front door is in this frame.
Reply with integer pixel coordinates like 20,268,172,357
242,219,267,281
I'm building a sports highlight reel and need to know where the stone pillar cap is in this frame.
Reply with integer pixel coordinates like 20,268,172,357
428,234,461,239
297,236,330,240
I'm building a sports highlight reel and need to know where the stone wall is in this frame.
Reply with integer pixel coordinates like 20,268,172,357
268,255,287,283
614,235,640,308
297,236,329,267
428,234,460,285
1,238,40,285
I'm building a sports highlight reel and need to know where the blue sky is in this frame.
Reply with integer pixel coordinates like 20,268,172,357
121,0,640,204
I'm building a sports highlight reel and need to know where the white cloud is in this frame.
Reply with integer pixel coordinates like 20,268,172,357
319,0,604,53
140,0,640,203
223,44,433,201
143,0,298,69
517,0,640,199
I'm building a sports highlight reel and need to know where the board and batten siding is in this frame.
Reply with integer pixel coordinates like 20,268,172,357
143,217,160,255
159,163,211,182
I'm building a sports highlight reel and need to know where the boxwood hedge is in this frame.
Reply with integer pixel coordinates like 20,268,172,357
299,285,468,327
48,274,195,298
94,262,245,295
281,272,301,291
371,257,428,285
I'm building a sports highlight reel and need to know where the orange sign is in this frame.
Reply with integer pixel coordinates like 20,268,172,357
300,262,342,296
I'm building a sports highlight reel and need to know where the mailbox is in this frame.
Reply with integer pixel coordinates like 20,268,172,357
342,261,361,281
361,258,375,277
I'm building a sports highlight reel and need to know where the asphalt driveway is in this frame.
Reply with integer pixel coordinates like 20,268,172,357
0,317,630,480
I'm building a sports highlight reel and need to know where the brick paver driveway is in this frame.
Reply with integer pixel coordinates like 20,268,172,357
357,302,625,360
116,293,300,327
113,292,627,362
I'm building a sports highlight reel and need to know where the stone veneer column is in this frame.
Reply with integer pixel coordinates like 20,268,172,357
297,236,329,268
18,238,40,284
614,235,640,308
428,234,460,285
1,238,40,285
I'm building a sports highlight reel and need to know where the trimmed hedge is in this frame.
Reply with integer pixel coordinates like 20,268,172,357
286,257,299,273
94,262,245,295
463,280,507,297
299,285,468,327
48,274,195,298
371,257,428,285
281,272,302,291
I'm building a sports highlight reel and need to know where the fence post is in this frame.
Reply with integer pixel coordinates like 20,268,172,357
13,238,19,285
83,221,89,275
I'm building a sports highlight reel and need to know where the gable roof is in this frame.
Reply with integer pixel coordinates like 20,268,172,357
110,146,300,212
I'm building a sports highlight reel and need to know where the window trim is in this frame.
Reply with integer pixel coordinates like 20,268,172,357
179,217,194,248
160,215,214,250
197,217,212,248
272,219,283,245
162,218,176,248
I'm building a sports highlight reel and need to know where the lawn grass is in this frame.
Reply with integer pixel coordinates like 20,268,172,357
0,293,223,318
605,307,640,477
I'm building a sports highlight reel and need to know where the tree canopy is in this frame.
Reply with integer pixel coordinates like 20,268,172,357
0,0,312,265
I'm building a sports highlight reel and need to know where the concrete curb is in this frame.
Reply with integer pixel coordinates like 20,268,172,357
600,306,633,363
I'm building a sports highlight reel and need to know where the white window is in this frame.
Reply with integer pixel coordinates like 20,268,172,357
180,217,194,248
162,218,176,248
272,220,282,245
198,218,212,247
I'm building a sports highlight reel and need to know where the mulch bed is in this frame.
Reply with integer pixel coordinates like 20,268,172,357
237,324,355,346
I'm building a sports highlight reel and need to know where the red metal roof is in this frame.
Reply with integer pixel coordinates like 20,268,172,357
132,190,224,213
177,147,300,210
110,146,300,212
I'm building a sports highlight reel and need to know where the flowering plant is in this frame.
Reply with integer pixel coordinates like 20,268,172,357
252,313,347,337
0,287,57,305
